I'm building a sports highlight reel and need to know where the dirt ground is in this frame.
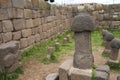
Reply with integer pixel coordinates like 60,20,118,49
18,48,120,80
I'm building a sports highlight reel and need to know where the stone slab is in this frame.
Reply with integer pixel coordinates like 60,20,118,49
70,67,92,80
59,59,73,80
46,73,59,80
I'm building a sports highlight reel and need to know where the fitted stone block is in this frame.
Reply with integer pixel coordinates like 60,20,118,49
95,71,109,80
70,67,92,80
0,21,2,33
24,9,32,18
20,38,28,49
0,9,9,20
35,34,40,43
0,0,12,8
13,19,25,31
59,59,73,80
96,65,110,74
26,19,34,28
27,36,35,46
22,29,32,38
13,8,24,18
13,31,22,40
2,32,12,43
2,20,13,32
24,0,32,8
33,18,40,27
12,0,24,8
0,34,2,44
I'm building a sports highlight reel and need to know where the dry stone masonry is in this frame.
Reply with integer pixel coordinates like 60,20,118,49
0,0,72,50
0,41,21,72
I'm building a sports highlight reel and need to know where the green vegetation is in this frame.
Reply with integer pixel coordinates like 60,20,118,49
91,65,97,80
106,61,120,72
22,30,74,64
92,30,103,51
102,52,110,58
0,68,23,80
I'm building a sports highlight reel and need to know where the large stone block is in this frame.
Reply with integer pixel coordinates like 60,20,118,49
32,27,39,35
33,18,40,27
0,9,9,20
27,36,35,46
31,0,39,9
25,19,34,28
13,31,22,40
96,65,110,74
13,8,24,18
12,0,24,8
13,19,25,31
35,34,40,43
0,21,2,33
2,32,12,43
24,9,32,18
70,67,92,80
0,34,2,44
24,0,32,8
22,29,32,38
95,71,109,80
20,38,28,49
59,59,73,80
2,20,13,32
0,0,12,8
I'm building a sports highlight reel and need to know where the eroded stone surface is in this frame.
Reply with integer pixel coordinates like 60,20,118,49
71,13,94,32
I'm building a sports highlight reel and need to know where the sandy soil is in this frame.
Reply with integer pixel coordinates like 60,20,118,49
18,48,120,80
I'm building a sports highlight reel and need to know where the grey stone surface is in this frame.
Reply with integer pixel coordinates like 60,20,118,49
95,71,109,80
0,0,12,8
0,41,21,72
63,38,67,45
26,19,34,28
117,76,120,80
13,31,22,40
24,0,32,8
96,65,110,78
12,0,24,8
102,29,108,40
2,32,12,43
27,36,35,46
71,13,95,32
2,20,13,32
46,73,59,80
73,32,94,69
13,19,25,31
110,38,120,60
0,9,9,20
20,38,28,49
110,38,120,49
47,47,54,59
24,9,32,19
70,67,92,80
0,21,2,33
105,32,114,41
13,8,24,18
59,59,73,80
22,29,32,38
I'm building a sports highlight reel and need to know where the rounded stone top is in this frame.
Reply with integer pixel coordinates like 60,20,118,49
110,38,120,49
105,32,114,41
71,13,95,32
102,29,108,36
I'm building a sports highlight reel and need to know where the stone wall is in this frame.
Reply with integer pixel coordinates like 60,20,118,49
0,0,72,50
71,3,120,29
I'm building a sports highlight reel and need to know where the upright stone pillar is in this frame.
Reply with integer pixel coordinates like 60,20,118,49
103,32,114,54
71,13,94,69
108,38,120,63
